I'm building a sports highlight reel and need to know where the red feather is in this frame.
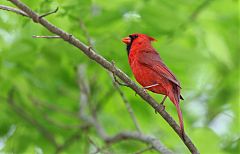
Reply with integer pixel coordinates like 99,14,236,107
122,33,185,138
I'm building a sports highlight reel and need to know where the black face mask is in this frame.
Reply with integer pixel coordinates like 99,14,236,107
126,35,138,55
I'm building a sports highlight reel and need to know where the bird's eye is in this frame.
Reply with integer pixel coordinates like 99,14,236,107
129,35,138,40
133,35,138,39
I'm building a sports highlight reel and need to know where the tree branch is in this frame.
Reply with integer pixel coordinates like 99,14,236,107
1,1,199,153
77,65,173,154
105,131,173,154
111,74,141,133
0,4,28,16
32,35,61,39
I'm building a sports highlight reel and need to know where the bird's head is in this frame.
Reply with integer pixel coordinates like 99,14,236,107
122,33,156,55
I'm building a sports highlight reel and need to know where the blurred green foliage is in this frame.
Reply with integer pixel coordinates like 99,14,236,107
0,0,239,153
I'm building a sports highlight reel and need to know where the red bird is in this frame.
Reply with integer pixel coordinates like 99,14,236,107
122,33,184,138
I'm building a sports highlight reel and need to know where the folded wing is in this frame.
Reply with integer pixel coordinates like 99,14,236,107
138,50,181,88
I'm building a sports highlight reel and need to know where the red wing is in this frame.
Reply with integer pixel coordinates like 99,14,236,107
138,51,181,88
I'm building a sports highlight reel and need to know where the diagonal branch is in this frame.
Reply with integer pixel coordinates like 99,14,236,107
111,75,141,133
77,65,173,154
1,1,199,153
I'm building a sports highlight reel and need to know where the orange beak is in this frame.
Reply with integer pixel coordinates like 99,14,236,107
122,37,131,44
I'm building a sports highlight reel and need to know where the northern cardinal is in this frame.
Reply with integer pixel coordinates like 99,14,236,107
122,33,185,138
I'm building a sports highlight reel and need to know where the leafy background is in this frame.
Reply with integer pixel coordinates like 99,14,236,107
0,0,239,153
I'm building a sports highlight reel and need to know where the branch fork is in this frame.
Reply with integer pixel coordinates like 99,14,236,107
32,7,58,23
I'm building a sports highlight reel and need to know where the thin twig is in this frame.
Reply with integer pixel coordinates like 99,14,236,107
1,1,199,153
0,4,28,16
39,7,59,19
112,72,129,87
111,75,141,133
111,61,129,87
32,35,61,39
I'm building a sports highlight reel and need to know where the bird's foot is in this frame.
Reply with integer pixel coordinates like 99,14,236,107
155,95,167,113
181,130,186,141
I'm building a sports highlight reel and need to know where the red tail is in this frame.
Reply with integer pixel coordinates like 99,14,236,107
168,89,185,140
176,102,185,140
